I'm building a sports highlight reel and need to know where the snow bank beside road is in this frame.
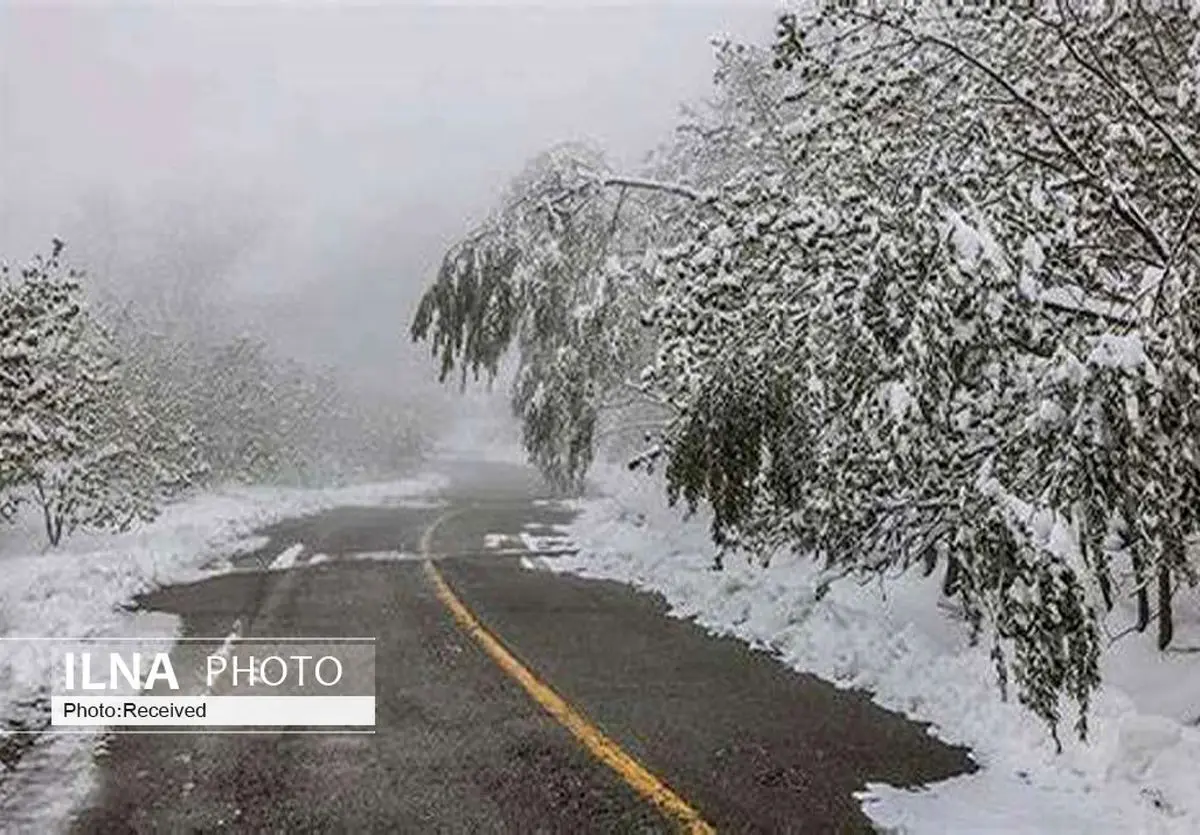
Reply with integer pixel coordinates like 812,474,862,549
544,466,1200,834
0,474,446,717
0,473,445,829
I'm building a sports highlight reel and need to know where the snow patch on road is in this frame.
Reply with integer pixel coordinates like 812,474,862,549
203,618,245,696
518,529,574,554
538,464,1200,834
351,551,425,563
269,543,305,571
484,533,515,550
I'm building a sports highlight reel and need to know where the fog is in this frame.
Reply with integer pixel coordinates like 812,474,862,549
1,3,775,393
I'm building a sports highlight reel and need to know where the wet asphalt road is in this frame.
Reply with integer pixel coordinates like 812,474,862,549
68,459,975,833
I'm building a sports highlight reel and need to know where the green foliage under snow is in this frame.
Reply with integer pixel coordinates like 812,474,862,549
411,2,1200,746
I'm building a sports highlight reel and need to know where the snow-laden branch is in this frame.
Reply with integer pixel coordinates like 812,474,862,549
1037,284,1140,325
596,175,705,202
1036,11,1200,180
848,8,1173,263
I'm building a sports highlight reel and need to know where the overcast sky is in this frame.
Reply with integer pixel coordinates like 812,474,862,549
0,3,776,388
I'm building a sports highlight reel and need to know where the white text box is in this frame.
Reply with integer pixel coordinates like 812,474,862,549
51,696,375,727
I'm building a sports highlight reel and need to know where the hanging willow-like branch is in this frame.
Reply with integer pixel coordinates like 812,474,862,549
410,236,522,387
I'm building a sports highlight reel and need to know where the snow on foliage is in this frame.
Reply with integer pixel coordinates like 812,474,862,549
0,241,428,547
412,4,1200,744
0,242,191,544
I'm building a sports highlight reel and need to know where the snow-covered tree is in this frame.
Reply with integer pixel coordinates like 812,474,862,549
99,302,210,493
0,242,217,544
1,237,428,545
412,4,1200,744
1,243,138,543
771,0,1200,737
411,143,696,490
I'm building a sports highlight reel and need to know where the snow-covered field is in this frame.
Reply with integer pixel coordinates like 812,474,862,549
0,473,445,831
539,464,1200,834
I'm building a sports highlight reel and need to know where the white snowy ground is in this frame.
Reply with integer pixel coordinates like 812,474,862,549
531,464,1200,834
0,473,446,831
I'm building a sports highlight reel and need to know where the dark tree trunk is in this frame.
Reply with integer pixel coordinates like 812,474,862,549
942,556,961,596
1094,547,1114,612
42,504,61,547
1133,553,1150,632
922,549,937,577
1097,569,1114,612
1157,565,1174,651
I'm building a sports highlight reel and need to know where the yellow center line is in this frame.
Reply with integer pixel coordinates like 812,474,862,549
420,510,716,834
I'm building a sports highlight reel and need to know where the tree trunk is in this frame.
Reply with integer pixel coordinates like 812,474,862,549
942,556,961,596
1094,547,1114,611
1157,565,1174,651
1097,569,1114,612
1133,553,1150,632
42,503,59,547
922,549,937,577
